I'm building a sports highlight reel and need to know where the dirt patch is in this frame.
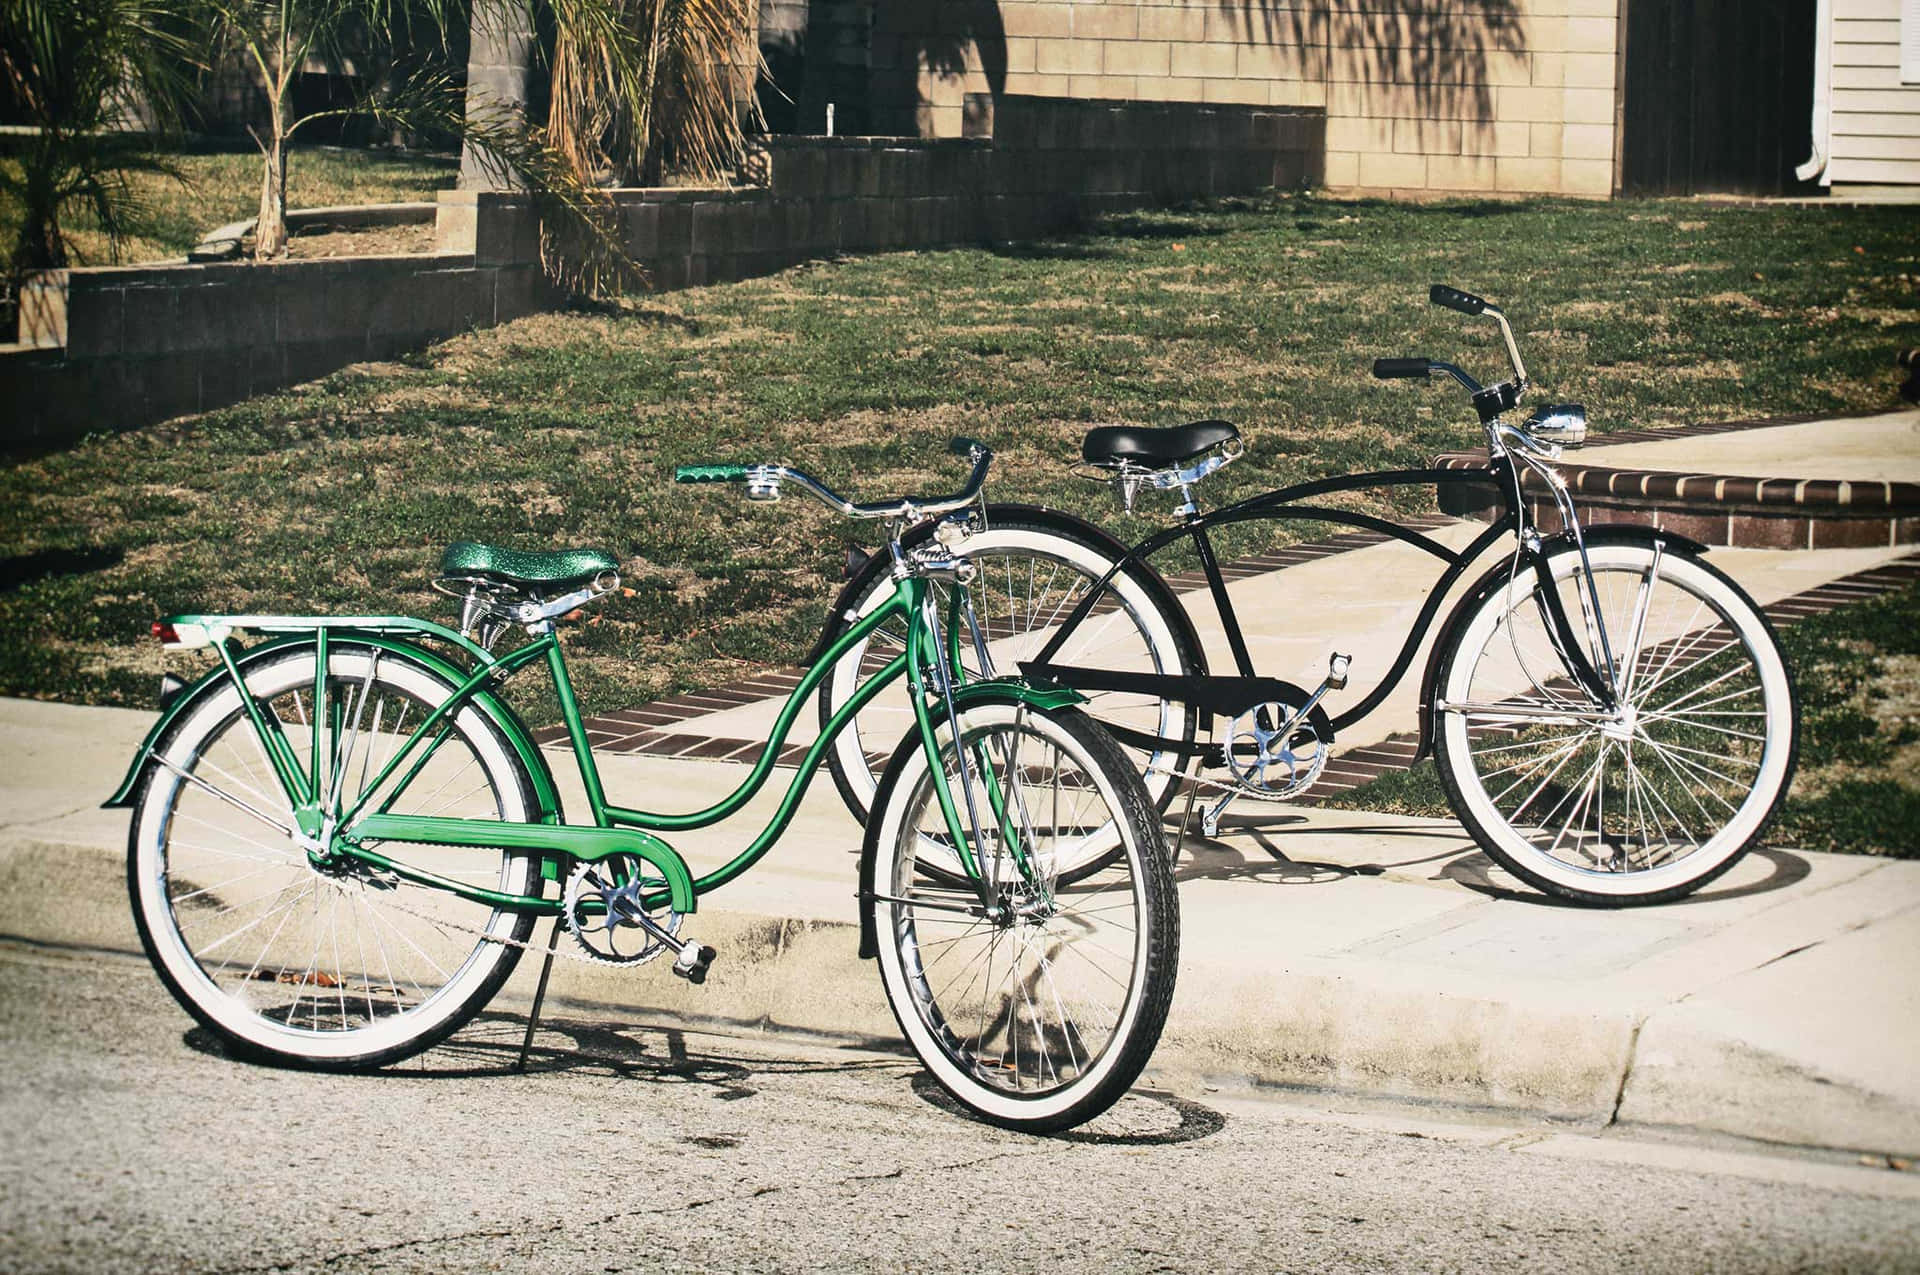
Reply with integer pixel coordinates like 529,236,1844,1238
283,222,438,258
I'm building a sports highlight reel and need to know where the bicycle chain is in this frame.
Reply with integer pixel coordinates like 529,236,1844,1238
346,879,670,970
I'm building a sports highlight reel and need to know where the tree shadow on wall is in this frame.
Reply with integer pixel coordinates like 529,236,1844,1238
788,0,1523,139
1214,0,1525,125
797,0,1006,136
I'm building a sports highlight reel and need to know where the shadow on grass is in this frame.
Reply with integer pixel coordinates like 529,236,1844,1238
567,297,705,333
0,547,124,594
986,238,1118,262
1092,213,1234,241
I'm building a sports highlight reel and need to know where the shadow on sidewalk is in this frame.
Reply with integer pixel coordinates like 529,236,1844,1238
1171,814,1813,907
1441,846,1812,908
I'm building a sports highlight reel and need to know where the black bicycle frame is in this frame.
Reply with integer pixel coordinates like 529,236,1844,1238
1020,454,1617,755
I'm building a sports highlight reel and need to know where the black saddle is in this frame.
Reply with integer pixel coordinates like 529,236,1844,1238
1081,420,1240,468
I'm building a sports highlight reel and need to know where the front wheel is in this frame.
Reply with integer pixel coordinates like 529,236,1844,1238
127,642,542,1068
1433,541,1798,905
866,703,1180,1133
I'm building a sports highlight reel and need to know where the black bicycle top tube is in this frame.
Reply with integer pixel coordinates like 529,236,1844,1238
1201,501,1464,564
1031,463,1512,667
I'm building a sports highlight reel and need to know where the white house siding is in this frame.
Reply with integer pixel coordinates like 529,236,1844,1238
1828,0,1920,183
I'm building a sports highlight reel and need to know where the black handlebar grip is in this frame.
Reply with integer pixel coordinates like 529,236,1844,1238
1373,357,1433,380
947,435,986,457
1429,284,1488,316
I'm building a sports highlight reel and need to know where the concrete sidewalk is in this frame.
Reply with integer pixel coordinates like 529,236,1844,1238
5,692,1917,1160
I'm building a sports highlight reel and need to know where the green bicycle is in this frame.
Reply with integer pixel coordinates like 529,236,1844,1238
106,439,1179,1133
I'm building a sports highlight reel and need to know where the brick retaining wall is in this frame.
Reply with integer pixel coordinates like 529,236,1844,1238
443,97,1323,290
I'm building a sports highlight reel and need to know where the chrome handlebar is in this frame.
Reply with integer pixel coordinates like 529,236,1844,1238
734,437,993,523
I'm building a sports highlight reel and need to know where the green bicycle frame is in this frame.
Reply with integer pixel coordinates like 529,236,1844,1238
116,568,1073,922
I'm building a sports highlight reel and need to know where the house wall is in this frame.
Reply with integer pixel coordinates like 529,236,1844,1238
894,0,1619,197
1827,0,1920,183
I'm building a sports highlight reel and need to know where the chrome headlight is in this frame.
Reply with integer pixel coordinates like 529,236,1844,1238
1522,403,1588,448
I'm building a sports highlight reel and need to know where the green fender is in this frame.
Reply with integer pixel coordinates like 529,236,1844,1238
103,632,565,826
948,677,1086,715
854,678,1087,961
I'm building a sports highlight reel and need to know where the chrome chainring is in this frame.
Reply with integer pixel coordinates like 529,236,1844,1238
1222,698,1329,802
562,854,685,966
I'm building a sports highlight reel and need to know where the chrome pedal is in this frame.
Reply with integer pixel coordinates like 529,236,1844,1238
672,942,718,985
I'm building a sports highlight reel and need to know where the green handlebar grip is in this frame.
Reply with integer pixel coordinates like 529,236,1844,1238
674,463,750,484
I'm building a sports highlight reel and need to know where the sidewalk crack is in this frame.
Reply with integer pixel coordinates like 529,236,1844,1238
1606,1016,1647,1128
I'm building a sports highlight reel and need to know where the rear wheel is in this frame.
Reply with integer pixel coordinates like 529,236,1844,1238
1433,543,1797,905
867,702,1180,1133
128,643,541,1068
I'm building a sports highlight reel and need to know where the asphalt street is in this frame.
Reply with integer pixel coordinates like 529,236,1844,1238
4,934,1917,1274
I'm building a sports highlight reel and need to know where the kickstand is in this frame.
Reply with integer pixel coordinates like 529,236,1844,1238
516,917,563,1074
1172,763,1202,861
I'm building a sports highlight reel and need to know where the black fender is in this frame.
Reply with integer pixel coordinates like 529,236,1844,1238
1411,524,1710,762
854,681,1086,960
807,502,1209,680
105,632,565,825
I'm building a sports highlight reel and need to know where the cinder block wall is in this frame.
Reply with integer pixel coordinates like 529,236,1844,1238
1,255,557,448
5,95,1319,447
901,0,1619,198
587,96,1323,288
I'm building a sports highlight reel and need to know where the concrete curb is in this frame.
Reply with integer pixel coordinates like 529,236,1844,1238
13,815,1917,1160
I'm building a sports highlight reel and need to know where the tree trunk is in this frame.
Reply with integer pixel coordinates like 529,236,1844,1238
255,132,288,258
460,0,536,190
11,139,69,274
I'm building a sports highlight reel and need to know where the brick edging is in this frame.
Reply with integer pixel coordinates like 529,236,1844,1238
1432,411,1920,551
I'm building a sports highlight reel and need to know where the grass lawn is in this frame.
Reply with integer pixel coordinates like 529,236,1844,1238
0,145,458,266
3,191,1917,738
1320,581,1920,858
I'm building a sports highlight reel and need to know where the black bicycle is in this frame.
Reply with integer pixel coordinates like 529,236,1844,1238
814,287,1800,907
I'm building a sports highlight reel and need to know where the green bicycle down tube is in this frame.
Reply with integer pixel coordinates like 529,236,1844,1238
334,636,556,830
597,592,915,834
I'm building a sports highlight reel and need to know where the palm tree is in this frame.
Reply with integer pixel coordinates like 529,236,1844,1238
199,0,464,257
546,0,758,188
208,0,758,282
0,0,202,275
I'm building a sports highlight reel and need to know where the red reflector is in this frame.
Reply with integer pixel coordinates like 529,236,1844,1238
152,621,179,644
